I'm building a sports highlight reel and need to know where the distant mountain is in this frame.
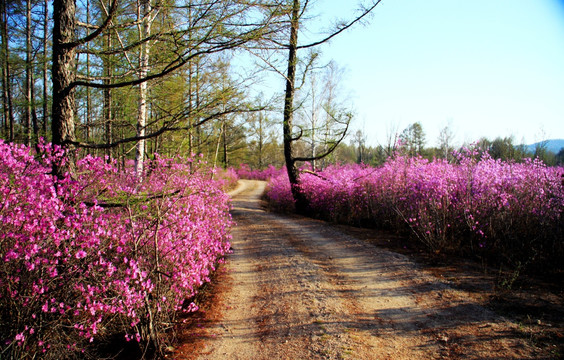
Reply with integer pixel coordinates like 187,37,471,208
525,139,564,154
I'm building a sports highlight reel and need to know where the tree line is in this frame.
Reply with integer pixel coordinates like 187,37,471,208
332,122,563,167
3,1,378,172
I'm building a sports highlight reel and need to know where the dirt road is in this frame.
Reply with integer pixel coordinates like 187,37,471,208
175,180,541,359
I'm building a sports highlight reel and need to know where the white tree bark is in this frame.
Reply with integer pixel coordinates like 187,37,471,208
135,0,155,177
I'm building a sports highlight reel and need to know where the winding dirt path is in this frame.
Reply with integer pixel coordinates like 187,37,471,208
175,180,539,359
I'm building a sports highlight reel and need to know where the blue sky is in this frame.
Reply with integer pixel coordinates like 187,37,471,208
310,0,564,147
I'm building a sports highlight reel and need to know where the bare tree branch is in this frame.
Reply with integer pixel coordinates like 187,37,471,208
297,0,382,50
67,0,118,48
292,111,351,162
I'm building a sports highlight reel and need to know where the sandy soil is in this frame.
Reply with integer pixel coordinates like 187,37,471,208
172,180,561,359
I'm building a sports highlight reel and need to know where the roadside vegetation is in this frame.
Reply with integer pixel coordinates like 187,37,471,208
262,147,563,274
0,140,234,358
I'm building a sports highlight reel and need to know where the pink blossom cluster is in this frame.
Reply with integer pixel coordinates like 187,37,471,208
0,140,232,359
215,166,239,190
264,170,295,212
234,164,285,181
265,151,563,268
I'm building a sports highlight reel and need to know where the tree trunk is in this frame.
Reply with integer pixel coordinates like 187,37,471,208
103,31,113,160
135,0,152,177
283,0,308,214
51,0,77,178
31,72,39,142
222,120,228,168
0,0,14,141
42,0,49,138
187,63,193,156
258,113,264,169
85,0,91,141
187,3,193,157
310,74,317,170
135,0,154,178
195,59,201,154
25,0,32,146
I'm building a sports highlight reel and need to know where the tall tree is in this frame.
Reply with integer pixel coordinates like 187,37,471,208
279,0,380,213
83,0,91,142
42,0,49,138
25,0,33,146
102,28,113,159
399,122,426,156
282,0,304,210
52,0,80,176
246,110,277,169
24,0,40,145
302,60,349,170
354,129,366,163
0,0,14,141
437,123,454,161
134,0,156,176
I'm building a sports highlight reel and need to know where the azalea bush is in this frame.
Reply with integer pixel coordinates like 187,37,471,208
263,169,295,212
234,164,284,181
215,166,239,190
265,150,564,270
0,140,232,359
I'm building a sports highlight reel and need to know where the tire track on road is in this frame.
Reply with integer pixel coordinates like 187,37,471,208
178,180,535,360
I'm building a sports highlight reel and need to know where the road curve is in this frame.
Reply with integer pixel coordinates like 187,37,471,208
177,179,535,360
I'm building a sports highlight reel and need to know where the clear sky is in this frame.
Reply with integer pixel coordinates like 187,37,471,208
310,0,564,148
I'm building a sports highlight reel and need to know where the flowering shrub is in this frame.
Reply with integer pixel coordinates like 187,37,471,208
265,151,564,270
263,170,295,212
234,164,285,181
214,166,239,190
0,140,232,359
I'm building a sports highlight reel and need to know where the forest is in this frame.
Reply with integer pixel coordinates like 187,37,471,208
0,0,370,173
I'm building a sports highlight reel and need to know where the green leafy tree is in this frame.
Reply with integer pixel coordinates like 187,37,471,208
399,122,426,157
556,148,564,165
50,0,276,177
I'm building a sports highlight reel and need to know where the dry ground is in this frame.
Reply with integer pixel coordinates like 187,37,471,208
172,180,563,359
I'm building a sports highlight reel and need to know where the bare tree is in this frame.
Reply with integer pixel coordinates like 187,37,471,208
354,129,366,163
383,121,400,157
305,63,319,169
437,122,455,161
251,111,271,169
279,0,381,213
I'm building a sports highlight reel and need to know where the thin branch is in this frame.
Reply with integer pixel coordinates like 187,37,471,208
292,112,351,162
67,106,264,149
300,169,330,181
77,21,99,30
243,47,289,81
291,126,303,142
67,0,118,48
297,0,382,50
72,25,265,90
